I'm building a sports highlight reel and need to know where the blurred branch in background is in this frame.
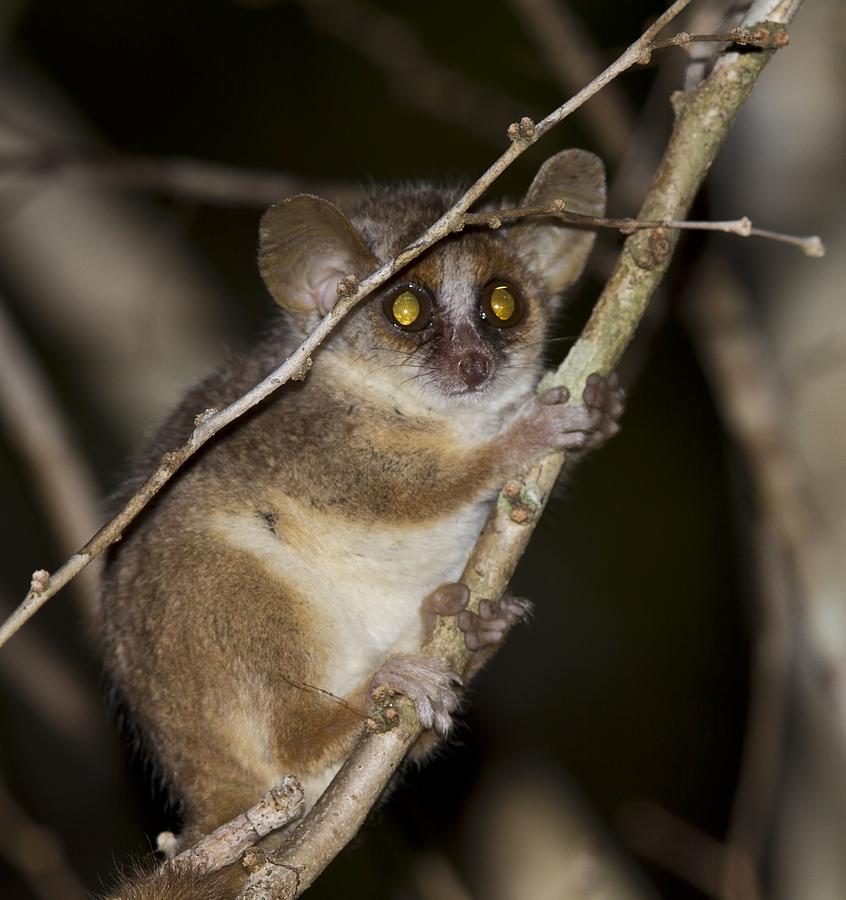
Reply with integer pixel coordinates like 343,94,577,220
411,852,476,900
508,0,634,163
0,779,85,900
0,299,101,612
0,58,232,435
620,515,793,900
686,248,846,897
0,143,359,209
688,264,826,664
0,592,102,752
621,799,748,899
292,0,537,148
724,521,792,899
0,291,113,897
470,762,657,900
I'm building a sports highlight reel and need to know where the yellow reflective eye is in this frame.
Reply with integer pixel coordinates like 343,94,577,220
481,280,523,329
490,285,516,321
382,286,432,332
392,291,421,326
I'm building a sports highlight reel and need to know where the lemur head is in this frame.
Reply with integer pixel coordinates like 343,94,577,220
258,150,605,414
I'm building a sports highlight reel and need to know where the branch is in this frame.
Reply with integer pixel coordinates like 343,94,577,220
646,24,791,53
165,778,304,874
0,0,697,651
463,205,824,256
236,0,807,895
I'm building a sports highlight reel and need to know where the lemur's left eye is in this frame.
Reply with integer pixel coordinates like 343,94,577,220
479,281,524,329
383,286,432,332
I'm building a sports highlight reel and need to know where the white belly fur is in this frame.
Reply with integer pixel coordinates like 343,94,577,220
212,495,491,698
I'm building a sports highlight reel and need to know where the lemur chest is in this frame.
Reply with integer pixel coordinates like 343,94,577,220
212,493,491,697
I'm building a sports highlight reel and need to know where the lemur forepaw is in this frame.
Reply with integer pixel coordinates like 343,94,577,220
458,595,532,651
428,582,532,653
534,371,624,452
370,655,461,735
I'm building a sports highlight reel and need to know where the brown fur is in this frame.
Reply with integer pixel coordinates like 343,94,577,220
100,860,238,900
99,151,606,898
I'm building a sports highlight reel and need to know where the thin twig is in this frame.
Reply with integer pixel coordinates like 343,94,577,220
648,25,791,52
462,206,824,256
0,0,697,652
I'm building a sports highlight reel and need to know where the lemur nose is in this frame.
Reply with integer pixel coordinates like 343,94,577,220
457,352,490,389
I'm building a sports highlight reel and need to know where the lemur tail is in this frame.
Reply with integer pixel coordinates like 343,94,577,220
102,859,244,900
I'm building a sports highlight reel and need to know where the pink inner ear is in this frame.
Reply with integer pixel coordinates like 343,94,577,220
307,251,357,315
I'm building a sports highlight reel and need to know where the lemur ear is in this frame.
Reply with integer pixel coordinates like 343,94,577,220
514,149,607,295
259,195,377,315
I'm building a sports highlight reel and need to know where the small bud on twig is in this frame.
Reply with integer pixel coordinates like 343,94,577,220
194,408,218,427
336,274,359,298
507,117,536,143
30,569,50,595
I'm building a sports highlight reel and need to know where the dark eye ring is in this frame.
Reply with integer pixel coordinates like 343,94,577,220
382,285,433,333
479,280,524,329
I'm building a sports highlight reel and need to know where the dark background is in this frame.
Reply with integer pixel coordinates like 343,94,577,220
1,1,798,897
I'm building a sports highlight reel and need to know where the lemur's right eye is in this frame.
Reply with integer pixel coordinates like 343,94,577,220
479,280,525,329
383,286,432,332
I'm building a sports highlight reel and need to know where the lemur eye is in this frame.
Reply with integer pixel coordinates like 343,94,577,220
480,281,524,329
383,286,432,332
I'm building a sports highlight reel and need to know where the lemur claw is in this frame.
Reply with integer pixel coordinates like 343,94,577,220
370,655,461,735
458,595,532,651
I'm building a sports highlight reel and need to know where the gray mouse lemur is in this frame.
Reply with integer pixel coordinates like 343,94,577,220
99,149,624,898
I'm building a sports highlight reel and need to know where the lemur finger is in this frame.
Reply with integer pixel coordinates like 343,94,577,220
478,598,495,619
501,596,533,618
538,385,570,406
431,582,471,617
465,629,509,651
